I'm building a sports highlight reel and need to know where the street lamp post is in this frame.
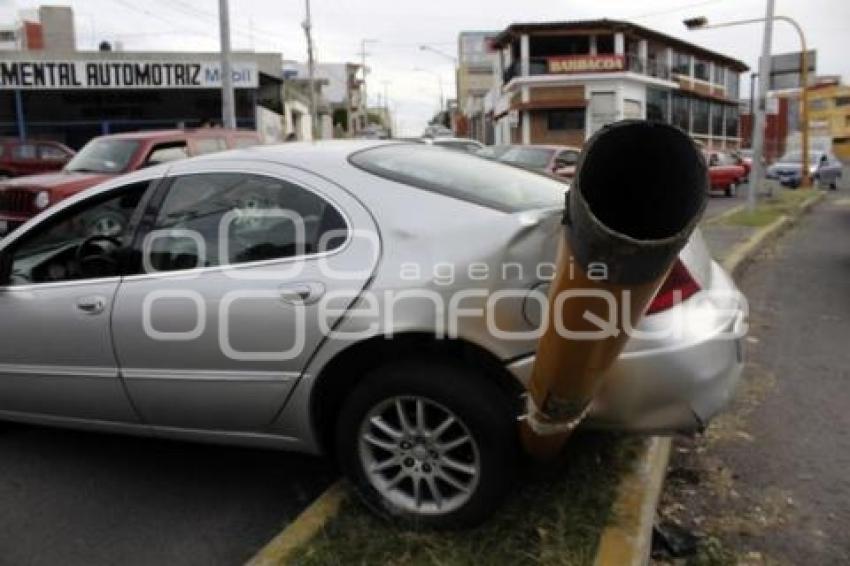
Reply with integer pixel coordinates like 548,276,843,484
685,10,812,205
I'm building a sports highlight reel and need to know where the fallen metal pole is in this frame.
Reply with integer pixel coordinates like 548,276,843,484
521,121,709,460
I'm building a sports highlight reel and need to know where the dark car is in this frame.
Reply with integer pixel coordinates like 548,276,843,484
0,128,260,235
0,139,74,179
497,144,580,180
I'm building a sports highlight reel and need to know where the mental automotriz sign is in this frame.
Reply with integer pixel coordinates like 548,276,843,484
0,60,259,89
547,55,625,74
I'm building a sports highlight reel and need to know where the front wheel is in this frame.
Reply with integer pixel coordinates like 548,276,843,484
336,357,518,529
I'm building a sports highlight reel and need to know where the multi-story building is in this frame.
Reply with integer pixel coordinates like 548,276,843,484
286,62,366,138
806,79,850,161
457,31,498,143
488,19,748,149
0,5,76,51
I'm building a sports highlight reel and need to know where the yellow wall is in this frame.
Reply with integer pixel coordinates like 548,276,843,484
807,84,850,161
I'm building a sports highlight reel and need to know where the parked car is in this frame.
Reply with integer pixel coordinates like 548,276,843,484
766,150,843,190
705,151,747,197
422,124,454,138
0,138,74,179
0,128,260,235
732,149,753,176
497,144,581,180
422,137,484,153
0,141,744,527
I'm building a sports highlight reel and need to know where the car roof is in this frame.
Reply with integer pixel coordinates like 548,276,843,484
102,128,254,141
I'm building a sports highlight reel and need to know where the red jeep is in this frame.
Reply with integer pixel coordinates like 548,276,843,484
0,128,259,235
0,138,75,179
705,151,748,197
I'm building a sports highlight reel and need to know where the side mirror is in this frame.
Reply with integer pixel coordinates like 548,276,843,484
0,251,12,286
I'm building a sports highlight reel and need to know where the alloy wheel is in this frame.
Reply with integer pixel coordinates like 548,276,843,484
357,395,481,516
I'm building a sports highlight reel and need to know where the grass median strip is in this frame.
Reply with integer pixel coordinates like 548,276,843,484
290,432,639,566
722,189,813,227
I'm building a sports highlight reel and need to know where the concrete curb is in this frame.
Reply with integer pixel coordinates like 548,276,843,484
245,481,346,566
703,203,744,226
594,437,671,566
593,189,825,566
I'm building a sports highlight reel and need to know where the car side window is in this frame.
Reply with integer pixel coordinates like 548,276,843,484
38,144,68,160
13,144,36,160
145,142,189,166
233,137,259,149
556,151,578,167
144,173,347,272
194,138,228,155
6,182,150,286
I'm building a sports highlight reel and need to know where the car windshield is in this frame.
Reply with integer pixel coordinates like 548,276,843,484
498,147,555,169
65,139,140,174
780,151,822,164
350,144,566,213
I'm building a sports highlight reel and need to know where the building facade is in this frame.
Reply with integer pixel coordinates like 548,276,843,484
806,79,850,161
457,31,498,143
489,20,748,149
285,62,366,138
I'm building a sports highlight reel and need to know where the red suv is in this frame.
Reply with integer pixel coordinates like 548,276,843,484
705,151,748,197
0,139,75,179
0,129,260,235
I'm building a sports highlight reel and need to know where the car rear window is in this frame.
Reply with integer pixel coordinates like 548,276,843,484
350,143,566,213
499,146,555,169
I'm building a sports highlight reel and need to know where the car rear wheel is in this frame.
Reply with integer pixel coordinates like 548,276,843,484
336,357,518,528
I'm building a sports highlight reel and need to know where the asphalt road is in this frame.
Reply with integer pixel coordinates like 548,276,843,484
703,183,747,220
659,192,850,563
721,192,850,562
0,424,335,566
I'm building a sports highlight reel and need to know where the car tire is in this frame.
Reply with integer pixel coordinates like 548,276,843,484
336,356,518,529
725,182,736,198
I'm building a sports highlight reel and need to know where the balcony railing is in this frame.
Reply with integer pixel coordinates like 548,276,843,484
502,54,671,84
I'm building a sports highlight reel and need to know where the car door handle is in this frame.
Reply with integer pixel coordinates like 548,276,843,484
76,296,106,314
279,282,325,305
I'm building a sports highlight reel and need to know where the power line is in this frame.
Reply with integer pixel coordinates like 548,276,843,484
630,0,725,21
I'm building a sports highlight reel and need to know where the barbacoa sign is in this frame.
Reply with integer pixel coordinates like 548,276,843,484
547,55,625,74
0,60,259,90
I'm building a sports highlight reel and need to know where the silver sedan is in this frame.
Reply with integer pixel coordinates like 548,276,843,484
0,141,745,527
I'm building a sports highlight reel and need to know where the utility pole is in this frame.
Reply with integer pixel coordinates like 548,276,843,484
218,0,236,129
303,0,318,140
749,0,777,211
358,39,378,133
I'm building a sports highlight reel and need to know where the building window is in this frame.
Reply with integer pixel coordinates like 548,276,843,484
596,34,614,54
726,71,739,99
711,102,725,136
672,51,691,76
713,65,726,86
725,106,739,137
836,96,850,107
672,92,690,131
692,98,709,134
694,58,710,81
546,108,585,130
646,88,670,122
809,99,829,111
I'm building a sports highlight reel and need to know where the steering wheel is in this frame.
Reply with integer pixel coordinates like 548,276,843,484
75,234,123,277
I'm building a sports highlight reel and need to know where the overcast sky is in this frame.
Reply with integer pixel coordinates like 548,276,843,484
5,0,849,135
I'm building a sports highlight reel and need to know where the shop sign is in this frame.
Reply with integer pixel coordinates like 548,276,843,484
548,55,625,74
0,60,259,89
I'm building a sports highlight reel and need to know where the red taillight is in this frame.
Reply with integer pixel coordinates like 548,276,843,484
646,260,701,315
